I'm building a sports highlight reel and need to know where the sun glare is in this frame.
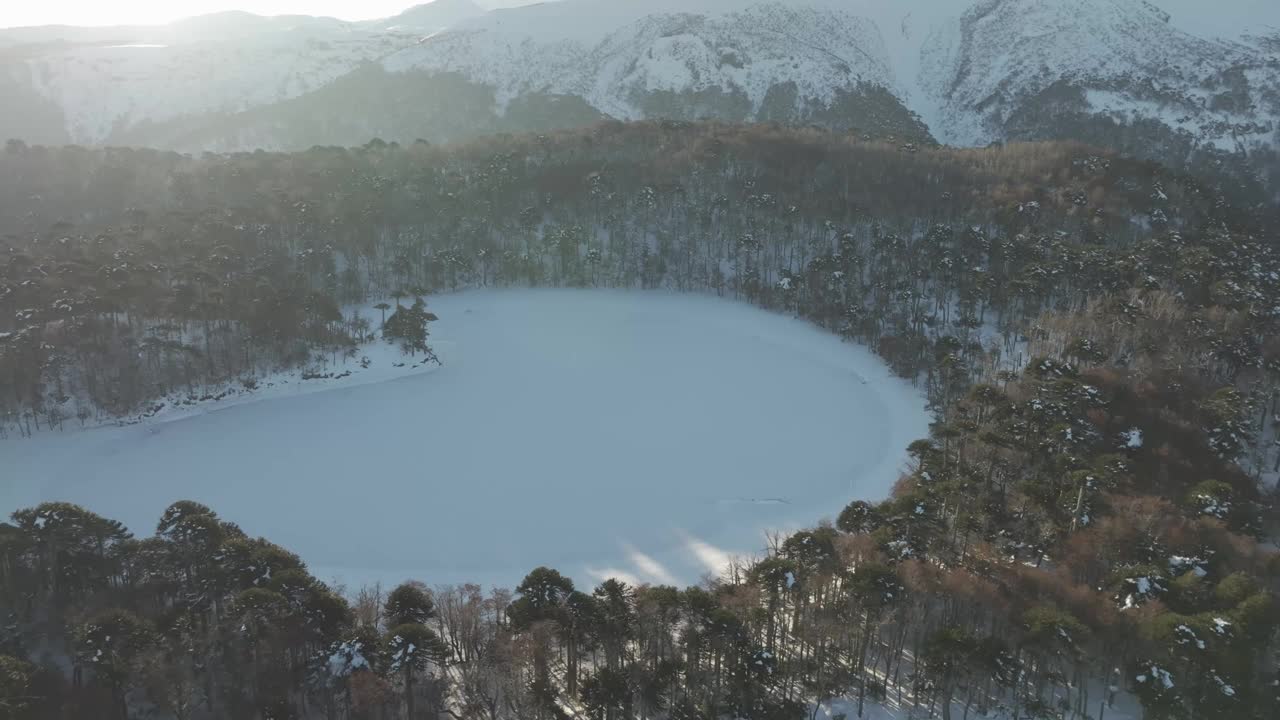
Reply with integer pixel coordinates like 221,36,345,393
0,1,422,28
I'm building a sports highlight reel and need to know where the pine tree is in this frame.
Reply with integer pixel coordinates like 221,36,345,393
385,583,435,627
382,298,440,363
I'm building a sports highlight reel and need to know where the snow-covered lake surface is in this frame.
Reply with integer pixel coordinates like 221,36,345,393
1,290,928,590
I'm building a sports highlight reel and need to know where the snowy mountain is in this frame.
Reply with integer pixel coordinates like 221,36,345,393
2,0,1277,191
364,0,486,33
936,0,1279,158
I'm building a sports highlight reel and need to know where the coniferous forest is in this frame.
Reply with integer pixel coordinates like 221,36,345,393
1,122,1278,719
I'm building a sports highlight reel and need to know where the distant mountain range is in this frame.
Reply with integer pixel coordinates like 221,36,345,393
3,0,1277,198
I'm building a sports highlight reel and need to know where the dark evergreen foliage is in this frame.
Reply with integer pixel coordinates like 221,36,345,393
0,122,1277,719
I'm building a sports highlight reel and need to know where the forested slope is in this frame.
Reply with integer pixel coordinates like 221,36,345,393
0,122,1278,719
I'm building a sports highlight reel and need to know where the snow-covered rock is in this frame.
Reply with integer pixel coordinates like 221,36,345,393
1,0,1276,179
937,0,1280,153
384,1,903,121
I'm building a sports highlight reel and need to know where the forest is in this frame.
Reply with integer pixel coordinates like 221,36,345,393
1,121,1278,719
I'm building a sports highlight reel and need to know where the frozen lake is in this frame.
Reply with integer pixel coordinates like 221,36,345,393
1,289,928,590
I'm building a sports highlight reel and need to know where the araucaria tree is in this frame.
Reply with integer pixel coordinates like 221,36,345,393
0,122,1277,719
383,298,441,364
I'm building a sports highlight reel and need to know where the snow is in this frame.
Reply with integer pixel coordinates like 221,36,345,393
1155,0,1280,40
1195,493,1229,518
1124,428,1143,448
387,0,907,119
59,316,444,431
10,18,429,144
6,0,1278,154
813,688,1147,720
927,0,1280,147
1120,573,1165,610
1175,624,1205,649
0,289,928,590
326,640,370,678
1140,666,1175,689
1169,555,1207,577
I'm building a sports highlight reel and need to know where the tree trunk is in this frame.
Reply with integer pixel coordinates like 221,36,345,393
857,613,873,717
404,666,415,719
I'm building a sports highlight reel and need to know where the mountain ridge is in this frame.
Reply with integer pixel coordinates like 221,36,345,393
1,0,1277,198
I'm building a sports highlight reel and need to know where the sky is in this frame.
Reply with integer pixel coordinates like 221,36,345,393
0,0,1275,36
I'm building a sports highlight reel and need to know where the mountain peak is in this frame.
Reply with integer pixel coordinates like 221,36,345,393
379,0,487,31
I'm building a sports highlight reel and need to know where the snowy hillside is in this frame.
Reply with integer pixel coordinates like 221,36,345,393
365,0,485,32
2,0,1278,181
385,0,907,122
933,0,1280,150
1,16,428,145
